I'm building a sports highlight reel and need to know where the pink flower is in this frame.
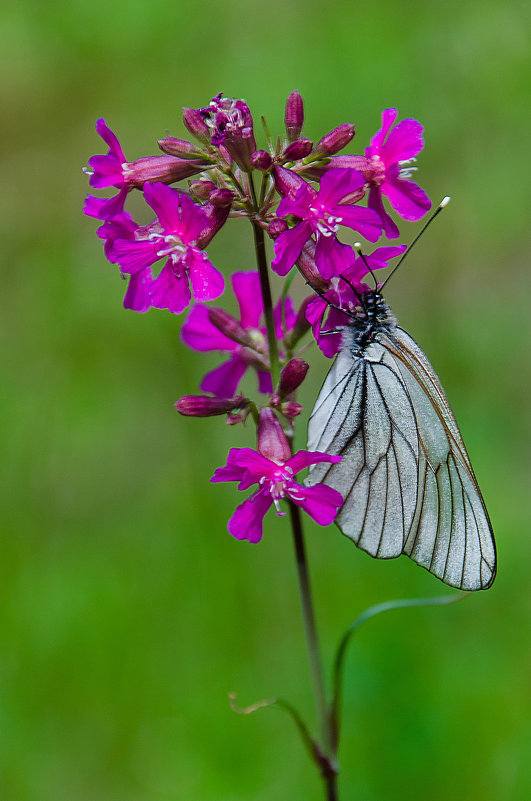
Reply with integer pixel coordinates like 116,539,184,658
362,109,431,238
306,245,406,357
271,169,382,280
111,182,224,314
84,118,207,221
211,410,343,543
181,271,297,397
199,94,256,171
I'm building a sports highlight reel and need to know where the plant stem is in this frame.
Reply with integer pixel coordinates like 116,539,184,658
251,221,280,389
289,501,339,800
249,174,280,389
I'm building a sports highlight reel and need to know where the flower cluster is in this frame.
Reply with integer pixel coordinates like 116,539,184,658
84,91,431,540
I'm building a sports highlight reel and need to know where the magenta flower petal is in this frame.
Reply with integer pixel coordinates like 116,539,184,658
291,483,343,526
232,448,276,477
143,182,182,231
382,178,431,221
178,192,209,242
333,205,383,242
314,236,354,279
257,370,273,394
187,251,225,301
150,262,191,314
88,155,123,188
123,268,153,312
95,118,126,162
84,187,129,221
285,451,341,475
368,186,400,239
114,239,159,274
381,118,424,163
317,168,366,207
228,491,273,543
273,295,297,339
211,450,247,484
232,271,263,328
181,304,236,352
277,184,317,219
200,356,248,397
367,108,398,153
271,222,313,276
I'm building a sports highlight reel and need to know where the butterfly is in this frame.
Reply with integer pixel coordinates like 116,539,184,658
305,288,496,591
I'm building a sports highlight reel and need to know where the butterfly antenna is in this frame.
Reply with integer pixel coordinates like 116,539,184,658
354,243,378,290
338,274,364,307
305,281,357,321
380,196,451,290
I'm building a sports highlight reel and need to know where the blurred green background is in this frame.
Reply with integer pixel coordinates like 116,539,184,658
1,0,530,799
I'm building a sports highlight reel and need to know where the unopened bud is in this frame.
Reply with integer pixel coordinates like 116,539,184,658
272,165,307,199
190,180,217,200
296,242,330,293
250,150,273,171
175,394,247,417
276,358,309,397
268,218,289,238
124,155,207,187
209,188,234,207
314,123,355,156
283,138,313,161
198,192,233,246
280,401,303,419
207,307,253,348
257,408,292,463
285,90,304,142
158,137,205,158
183,107,211,143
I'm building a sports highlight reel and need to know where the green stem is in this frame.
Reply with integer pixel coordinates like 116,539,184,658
289,502,339,800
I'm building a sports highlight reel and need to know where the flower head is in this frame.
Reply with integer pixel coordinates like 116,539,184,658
111,182,224,314
84,119,206,221
212,410,343,542
271,169,383,280
181,271,297,397
361,109,431,238
199,94,256,171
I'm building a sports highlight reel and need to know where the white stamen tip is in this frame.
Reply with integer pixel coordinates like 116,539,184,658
354,242,362,252
439,196,451,208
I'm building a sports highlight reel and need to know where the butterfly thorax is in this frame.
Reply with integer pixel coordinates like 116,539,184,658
343,291,397,356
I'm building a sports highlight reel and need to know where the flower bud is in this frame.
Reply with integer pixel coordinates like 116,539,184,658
296,241,330,293
276,358,309,397
268,218,289,238
209,188,234,207
198,191,233,246
272,165,307,199
183,107,211,143
250,150,273,171
158,137,205,158
280,401,303,419
175,394,247,417
124,155,207,187
314,123,356,156
207,308,254,348
190,180,217,200
285,90,304,142
283,138,313,161
257,408,292,463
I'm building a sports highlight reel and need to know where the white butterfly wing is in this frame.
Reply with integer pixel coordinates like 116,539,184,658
306,328,496,591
